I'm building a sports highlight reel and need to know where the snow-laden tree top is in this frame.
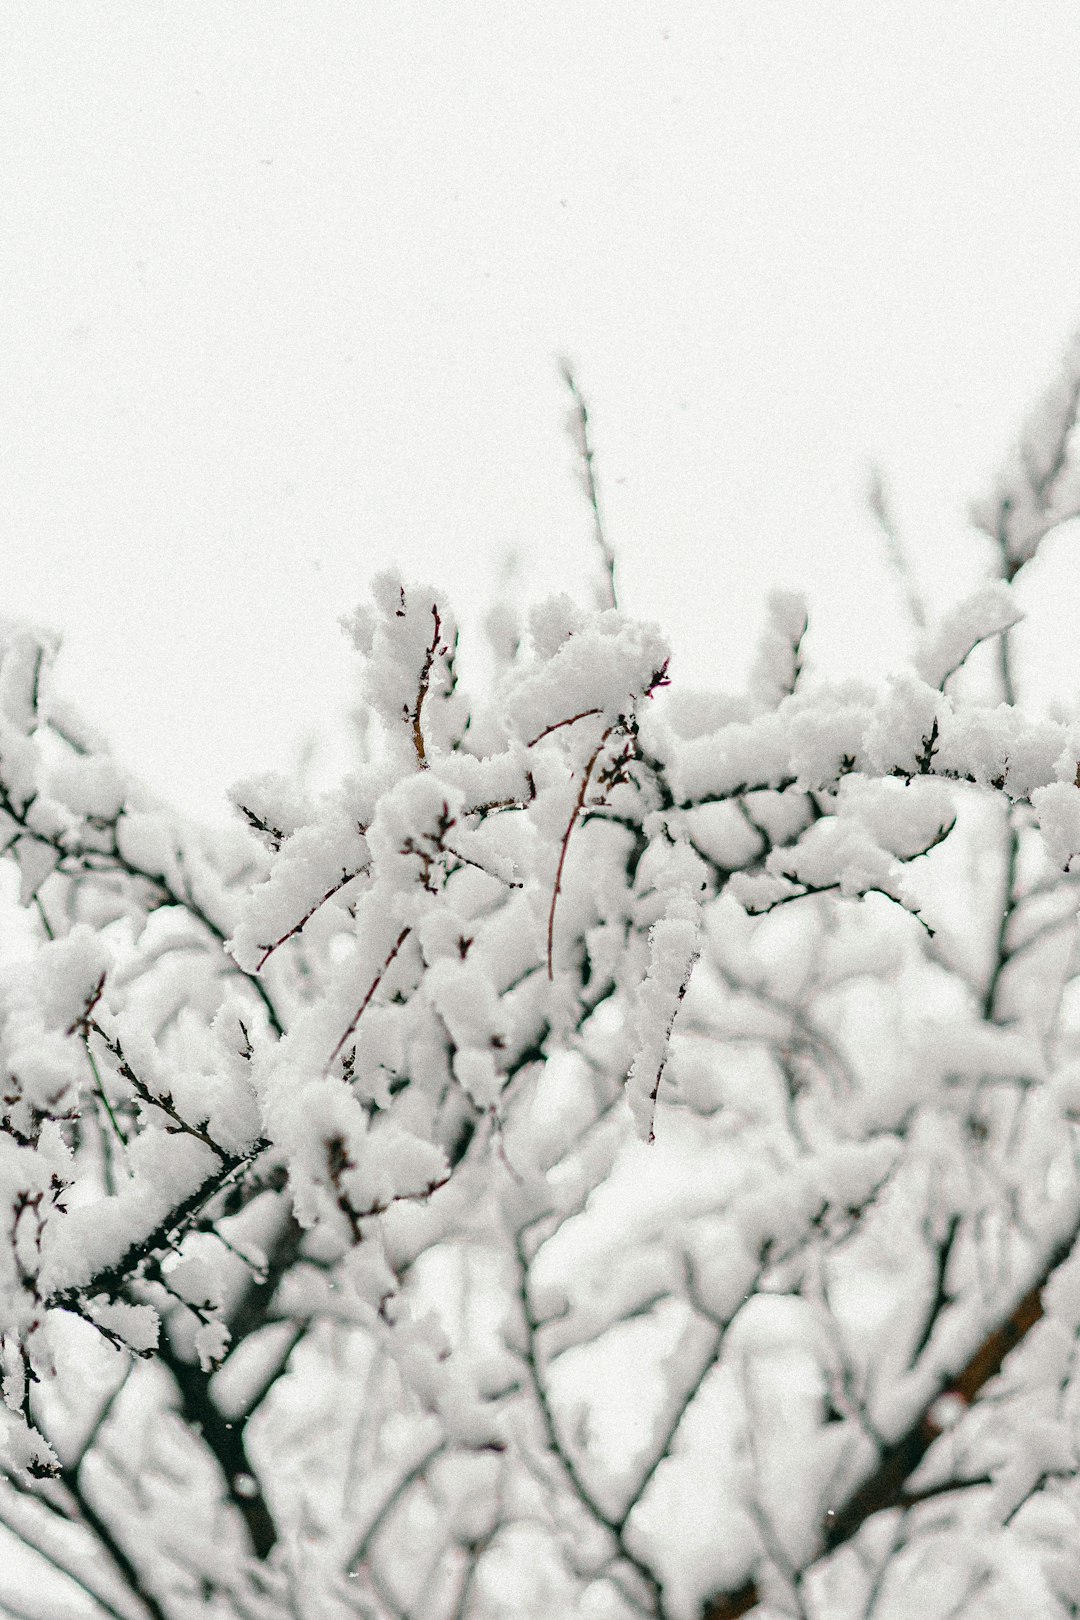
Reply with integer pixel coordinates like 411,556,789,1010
5,344,1080,1618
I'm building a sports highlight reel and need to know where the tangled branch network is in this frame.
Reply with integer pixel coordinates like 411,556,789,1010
5,345,1080,1617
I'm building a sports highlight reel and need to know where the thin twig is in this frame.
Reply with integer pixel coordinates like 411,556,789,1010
527,709,604,749
0,1493,138,1620
256,865,367,971
640,951,699,1144
328,928,412,1071
560,359,617,610
547,728,617,979
32,894,54,940
868,464,926,631
83,1043,128,1147
701,1203,1080,1619
347,1442,449,1572
88,1022,221,1156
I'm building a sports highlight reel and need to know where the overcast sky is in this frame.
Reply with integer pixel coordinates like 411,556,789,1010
5,3,1080,819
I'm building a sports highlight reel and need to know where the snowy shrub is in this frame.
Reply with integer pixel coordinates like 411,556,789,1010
4,349,1080,1619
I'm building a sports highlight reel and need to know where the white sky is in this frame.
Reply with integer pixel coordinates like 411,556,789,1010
5,2,1080,819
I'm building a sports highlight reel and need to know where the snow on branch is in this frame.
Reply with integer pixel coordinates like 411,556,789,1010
914,581,1023,691
6,395,1080,1617
972,329,1080,575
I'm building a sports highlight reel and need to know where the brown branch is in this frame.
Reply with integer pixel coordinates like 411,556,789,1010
547,728,617,980
641,952,699,1144
411,606,442,768
464,772,537,819
700,1224,1072,1620
527,709,604,749
442,840,522,890
325,1137,451,1245
327,928,412,1071
65,972,107,1039
255,865,366,971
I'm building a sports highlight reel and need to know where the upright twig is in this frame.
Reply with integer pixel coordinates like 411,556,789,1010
867,464,926,631
560,359,617,611
547,726,618,979
327,928,412,1071
410,605,443,768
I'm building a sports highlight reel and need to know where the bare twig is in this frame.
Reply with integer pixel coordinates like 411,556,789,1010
328,929,412,1071
0,1491,141,1620
512,1229,668,1617
701,1212,1075,1620
87,1022,222,1156
639,951,699,1144
346,1442,449,1573
256,865,367,971
560,360,617,610
547,726,618,979
527,709,604,749
868,464,926,631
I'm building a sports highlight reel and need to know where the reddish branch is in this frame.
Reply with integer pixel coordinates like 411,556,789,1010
255,865,366,971
701,1250,1064,1619
411,605,443,768
401,802,522,895
527,708,604,749
327,927,412,1071
547,726,617,980
643,954,699,1143
444,840,523,889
